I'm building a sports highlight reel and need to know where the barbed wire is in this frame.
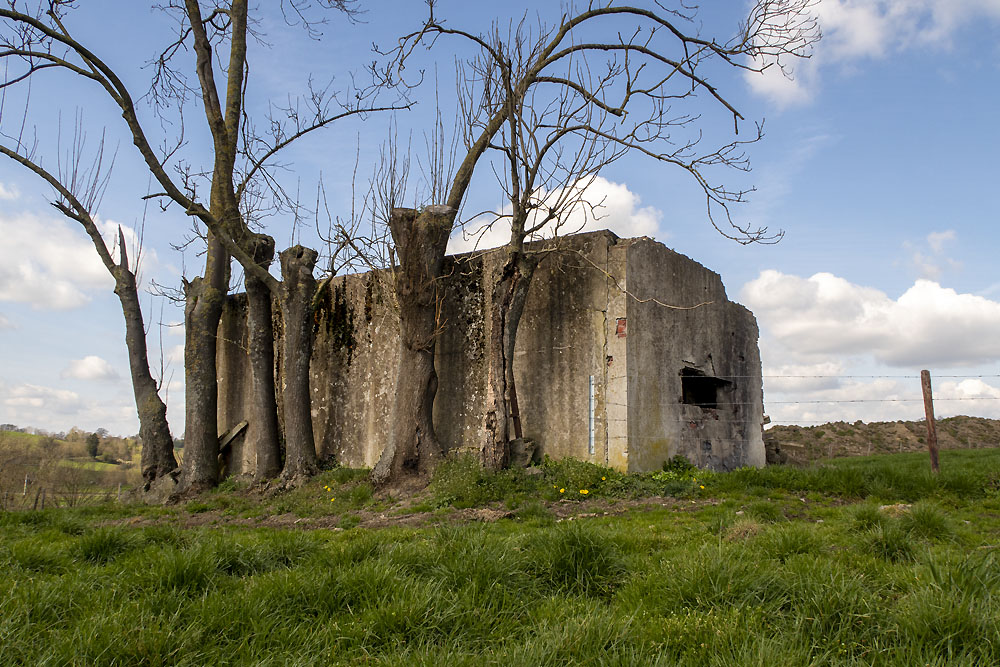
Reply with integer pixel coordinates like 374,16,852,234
607,397,1000,409
715,374,1000,380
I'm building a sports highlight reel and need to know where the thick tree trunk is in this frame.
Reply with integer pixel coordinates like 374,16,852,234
180,236,228,493
246,236,282,481
371,206,454,486
482,252,538,470
115,268,176,487
278,245,319,483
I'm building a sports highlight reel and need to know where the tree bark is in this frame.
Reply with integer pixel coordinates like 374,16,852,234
247,235,282,481
482,251,539,470
278,245,319,482
115,266,177,487
371,206,454,486
180,236,228,493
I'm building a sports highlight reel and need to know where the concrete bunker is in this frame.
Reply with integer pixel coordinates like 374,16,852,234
215,230,765,475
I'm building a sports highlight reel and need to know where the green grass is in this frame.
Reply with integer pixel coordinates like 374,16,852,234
1,448,999,665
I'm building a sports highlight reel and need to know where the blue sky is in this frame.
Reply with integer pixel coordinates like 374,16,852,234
2,1,1000,435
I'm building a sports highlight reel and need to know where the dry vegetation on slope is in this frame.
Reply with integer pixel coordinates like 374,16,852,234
766,415,1000,464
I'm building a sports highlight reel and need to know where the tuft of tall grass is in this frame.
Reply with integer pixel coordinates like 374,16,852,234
148,546,219,593
862,522,916,562
745,500,786,523
850,502,890,532
755,522,823,563
525,521,627,597
9,537,71,574
901,500,953,540
74,526,135,564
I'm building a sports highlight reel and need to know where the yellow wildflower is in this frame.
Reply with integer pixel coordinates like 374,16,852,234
330,497,336,502
601,476,606,481
580,489,589,495
700,485,705,489
559,488,565,493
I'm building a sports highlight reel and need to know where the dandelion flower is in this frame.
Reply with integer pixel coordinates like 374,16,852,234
700,485,705,489
559,488,565,493
580,489,589,495
601,477,606,481
330,497,336,502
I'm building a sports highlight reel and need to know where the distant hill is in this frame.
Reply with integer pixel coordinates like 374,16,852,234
764,415,1000,465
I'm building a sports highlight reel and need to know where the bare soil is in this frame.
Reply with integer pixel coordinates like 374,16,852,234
114,494,723,532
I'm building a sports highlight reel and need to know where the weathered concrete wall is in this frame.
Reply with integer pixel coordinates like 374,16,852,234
508,233,614,465
216,230,764,476
624,238,765,471
216,293,254,475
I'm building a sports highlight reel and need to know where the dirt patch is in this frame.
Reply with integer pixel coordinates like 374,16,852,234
111,495,721,532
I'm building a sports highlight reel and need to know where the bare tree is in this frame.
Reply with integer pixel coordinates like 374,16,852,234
0,129,179,488
0,1,401,491
371,0,819,481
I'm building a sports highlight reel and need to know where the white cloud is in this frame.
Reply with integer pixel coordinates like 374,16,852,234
763,360,846,393
763,370,1000,425
927,229,956,253
0,211,112,309
2,383,83,414
980,282,1000,298
747,0,1000,106
0,183,19,200
904,229,960,280
61,356,121,382
0,380,142,434
748,269,1000,424
448,176,663,254
934,378,1000,418
766,377,917,424
745,60,818,108
742,270,1000,367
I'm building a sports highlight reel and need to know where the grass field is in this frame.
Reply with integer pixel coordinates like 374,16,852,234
1,449,998,665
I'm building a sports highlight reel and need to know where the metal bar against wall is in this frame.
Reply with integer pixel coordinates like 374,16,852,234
588,375,596,455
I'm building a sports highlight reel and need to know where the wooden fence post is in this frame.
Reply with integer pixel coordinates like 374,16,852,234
920,370,940,474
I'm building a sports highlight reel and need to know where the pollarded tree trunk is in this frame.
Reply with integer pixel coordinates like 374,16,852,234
181,275,225,491
246,235,282,482
115,262,177,487
482,251,539,470
180,236,229,492
278,245,319,483
371,206,454,486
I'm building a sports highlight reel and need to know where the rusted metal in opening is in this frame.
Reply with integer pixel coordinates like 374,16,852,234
615,317,627,337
